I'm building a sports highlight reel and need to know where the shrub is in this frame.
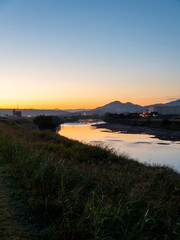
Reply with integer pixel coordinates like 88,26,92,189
33,115,62,130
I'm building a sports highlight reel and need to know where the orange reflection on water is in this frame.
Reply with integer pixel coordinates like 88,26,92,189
58,122,180,172
58,123,154,144
58,123,106,143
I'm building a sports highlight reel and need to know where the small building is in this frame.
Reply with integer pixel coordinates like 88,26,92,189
149,106,180,115
12,109,22,118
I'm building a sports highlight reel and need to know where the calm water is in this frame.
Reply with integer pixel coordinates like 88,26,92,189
58,122,180,172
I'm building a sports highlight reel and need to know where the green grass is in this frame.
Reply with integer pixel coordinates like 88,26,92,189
0,118,179,239
0,160,31,240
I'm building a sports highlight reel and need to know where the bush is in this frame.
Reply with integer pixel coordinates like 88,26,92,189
33,115,62,130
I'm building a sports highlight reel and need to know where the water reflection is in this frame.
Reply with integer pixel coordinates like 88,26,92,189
58,123,180,172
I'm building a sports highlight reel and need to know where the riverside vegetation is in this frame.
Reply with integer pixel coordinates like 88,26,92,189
0,117,179,240
104,112,180,130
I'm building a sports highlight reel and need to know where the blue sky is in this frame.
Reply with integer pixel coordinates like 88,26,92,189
0,0,180,109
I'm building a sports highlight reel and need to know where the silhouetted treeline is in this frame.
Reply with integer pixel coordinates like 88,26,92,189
104,113,180,130
104,112,140,122
33,114,103,130
61,114,102,122
33,115,62,130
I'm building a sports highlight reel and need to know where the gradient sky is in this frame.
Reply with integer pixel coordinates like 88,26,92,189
0,0,180,109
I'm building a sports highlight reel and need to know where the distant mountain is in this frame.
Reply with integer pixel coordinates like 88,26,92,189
21,109,71,117
0,109,71,117
66,109,91,113
158,99,180,106
87,101,144,114
146,99,180,108
84,99,180,115
1,99,179,117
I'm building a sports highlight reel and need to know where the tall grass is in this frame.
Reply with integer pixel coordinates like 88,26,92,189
0,119,179,239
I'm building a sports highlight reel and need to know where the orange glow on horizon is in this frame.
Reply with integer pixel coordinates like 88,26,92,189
1,65,179,110
0,1,180,112
0,97,177,110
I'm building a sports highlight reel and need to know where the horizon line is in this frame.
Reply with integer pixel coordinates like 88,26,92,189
0,98,179,111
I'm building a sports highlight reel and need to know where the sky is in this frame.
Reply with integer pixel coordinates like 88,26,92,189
0,0,180,109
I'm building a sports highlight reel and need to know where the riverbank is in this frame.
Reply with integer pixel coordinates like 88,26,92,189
0,118,180,239
94,123,180,141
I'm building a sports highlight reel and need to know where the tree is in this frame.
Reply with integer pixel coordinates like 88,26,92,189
33,115,62,130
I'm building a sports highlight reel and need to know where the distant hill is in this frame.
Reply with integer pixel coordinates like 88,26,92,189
1,99,179,117
66,109,90,113
84,99,180,115
0,109,71,117
165,99,180,106
147,99,180,107
87,101,144,114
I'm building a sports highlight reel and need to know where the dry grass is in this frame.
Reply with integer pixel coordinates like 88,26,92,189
0,117,179,240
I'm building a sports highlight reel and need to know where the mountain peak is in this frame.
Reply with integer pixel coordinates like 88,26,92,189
111,101,121,104
106,101,121,106
91,100,143,114
125,102,133,105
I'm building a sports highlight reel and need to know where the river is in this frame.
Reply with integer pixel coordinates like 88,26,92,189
58,122,180,172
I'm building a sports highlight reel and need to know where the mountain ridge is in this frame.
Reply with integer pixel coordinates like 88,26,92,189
0,99,179,116
86,99,180,114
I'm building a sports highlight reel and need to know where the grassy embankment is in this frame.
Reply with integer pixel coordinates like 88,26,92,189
0,117,179,240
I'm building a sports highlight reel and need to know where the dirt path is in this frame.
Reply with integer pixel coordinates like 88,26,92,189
0,161,28,240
